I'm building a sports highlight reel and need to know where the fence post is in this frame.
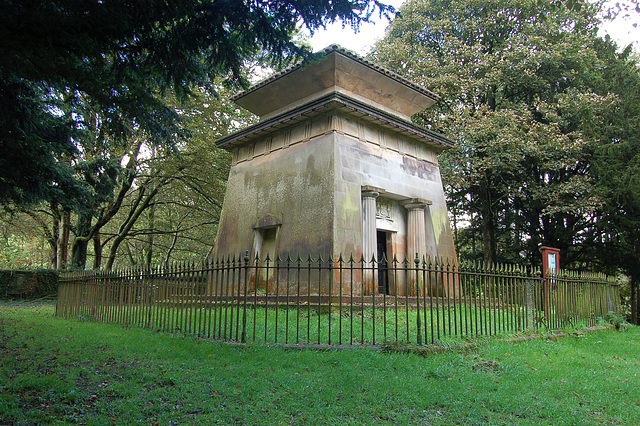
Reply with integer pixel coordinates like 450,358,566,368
415,254,422,345
525,277,536,332
242,250,250,343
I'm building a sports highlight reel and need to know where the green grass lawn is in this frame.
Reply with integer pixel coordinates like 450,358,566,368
1,301,638,425
58,301,546,346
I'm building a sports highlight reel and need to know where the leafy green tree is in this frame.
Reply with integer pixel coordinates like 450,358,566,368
0,80,253,270
370,0,625,267
88,85,253,270
1,0,395,269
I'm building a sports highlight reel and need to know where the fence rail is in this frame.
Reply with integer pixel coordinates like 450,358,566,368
57,254,621,346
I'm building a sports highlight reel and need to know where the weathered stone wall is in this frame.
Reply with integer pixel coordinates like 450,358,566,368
332,114,456,261
214,131,336,262
214,107,457,296
213,47,458,296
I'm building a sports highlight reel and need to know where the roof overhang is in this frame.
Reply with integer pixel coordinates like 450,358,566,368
216,92,453,152
233,45,440,122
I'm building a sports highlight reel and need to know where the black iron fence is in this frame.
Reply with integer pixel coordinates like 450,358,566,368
57,253,621,346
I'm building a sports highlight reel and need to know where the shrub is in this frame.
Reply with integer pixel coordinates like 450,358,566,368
0,269,59,300
605,311,632,332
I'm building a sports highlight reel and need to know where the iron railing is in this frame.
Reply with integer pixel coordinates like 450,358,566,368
57,253,621,346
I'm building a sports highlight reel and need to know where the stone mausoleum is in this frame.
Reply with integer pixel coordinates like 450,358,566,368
213,45,456,296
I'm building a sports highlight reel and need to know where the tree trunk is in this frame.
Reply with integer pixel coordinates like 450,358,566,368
70,213,92,269
104,185,159,270
482,217,496,265
125,241,137,266
164,231,179,268
57,209,70,269
93,231,102,269
144,203,155,269
479,181,497,265
631,274,639,325
49,214,59,268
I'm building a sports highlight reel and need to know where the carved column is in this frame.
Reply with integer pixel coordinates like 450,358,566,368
362,186,384,295
403,199,428,296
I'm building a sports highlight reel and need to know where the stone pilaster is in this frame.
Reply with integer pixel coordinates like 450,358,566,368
362,186,385,295
403,198,429,296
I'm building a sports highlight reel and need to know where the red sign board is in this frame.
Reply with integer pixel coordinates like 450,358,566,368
541,246,560,278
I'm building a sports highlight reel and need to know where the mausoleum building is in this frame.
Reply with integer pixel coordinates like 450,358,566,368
213,45,456,295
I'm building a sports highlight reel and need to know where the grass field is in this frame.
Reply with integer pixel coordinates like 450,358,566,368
57,300,550,346
1,301,638,425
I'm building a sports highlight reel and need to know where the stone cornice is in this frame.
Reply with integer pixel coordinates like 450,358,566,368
215,92,454,152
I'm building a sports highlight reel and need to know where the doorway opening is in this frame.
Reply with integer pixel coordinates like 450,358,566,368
252,225,280,291
376,230,390,294
257,227,278,262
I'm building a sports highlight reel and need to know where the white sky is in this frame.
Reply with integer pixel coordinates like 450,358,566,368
308,0,639,54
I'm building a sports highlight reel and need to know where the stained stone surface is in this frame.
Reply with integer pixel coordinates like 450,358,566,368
213,46,457,295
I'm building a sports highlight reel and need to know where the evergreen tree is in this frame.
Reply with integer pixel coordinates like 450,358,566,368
590,41,640,322
0,0,394,206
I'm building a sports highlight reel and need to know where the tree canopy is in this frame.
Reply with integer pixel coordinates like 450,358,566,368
0,83,251,270
372,0,635,262
0,0,394,206
371,0,640,321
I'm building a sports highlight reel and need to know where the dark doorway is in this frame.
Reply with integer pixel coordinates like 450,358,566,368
377,230,390,294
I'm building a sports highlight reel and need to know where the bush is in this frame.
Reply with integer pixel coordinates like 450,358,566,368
0,269,59,300
605,311,632,332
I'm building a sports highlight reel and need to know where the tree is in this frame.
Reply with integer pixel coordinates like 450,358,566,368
0,0,394,207
99,91,242,270
588,42,640,323
0,77,254,270
69,83,253,270
370,0,626,268
1,0,396,269
104,144,231,269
